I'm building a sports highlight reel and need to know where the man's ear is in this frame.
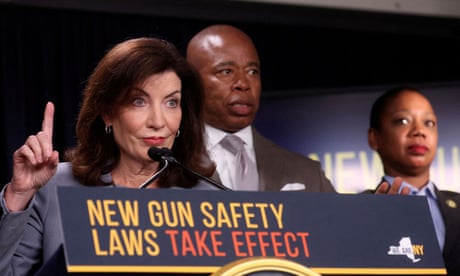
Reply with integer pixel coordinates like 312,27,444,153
368,128,378,151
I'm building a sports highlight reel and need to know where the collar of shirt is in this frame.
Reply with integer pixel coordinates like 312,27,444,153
383,175,438,199
204,124,255,158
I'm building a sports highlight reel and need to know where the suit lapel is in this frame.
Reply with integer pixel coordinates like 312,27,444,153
252,128,283,191
436,189,460,258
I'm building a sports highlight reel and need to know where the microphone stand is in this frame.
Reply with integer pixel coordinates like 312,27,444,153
147,147,232,191
138,159,169,189
168,157,232,191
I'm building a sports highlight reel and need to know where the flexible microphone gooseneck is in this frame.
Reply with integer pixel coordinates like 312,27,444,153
138,158,169,189
147,147,232,191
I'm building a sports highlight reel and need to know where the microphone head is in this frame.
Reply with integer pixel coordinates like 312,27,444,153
148,147,173,162
148,147,164,162
160,147,173,158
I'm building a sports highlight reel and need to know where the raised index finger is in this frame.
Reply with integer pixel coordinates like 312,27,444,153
41,102,55,140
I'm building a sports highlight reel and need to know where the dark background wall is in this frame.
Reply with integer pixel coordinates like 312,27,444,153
1,1,460,186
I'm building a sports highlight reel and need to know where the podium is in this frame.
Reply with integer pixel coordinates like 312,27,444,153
46,187,445,275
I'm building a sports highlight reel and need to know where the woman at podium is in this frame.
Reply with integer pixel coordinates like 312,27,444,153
0,37,216,275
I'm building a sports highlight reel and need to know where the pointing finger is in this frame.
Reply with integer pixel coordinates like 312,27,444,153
41,102,55,143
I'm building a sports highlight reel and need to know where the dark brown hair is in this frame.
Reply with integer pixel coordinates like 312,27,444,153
65,37,214,188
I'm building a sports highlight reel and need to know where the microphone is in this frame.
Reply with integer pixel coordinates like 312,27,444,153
148,147,232,191
148,147,173,162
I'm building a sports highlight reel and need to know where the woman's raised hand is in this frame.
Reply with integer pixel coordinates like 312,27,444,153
5,102,59,211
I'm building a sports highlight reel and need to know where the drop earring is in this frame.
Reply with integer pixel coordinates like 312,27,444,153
105,125,112,134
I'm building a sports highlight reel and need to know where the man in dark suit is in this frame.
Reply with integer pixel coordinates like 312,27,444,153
368,86,460,275
186,24,334,192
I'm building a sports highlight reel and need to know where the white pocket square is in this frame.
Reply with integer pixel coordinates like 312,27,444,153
280,183,306,191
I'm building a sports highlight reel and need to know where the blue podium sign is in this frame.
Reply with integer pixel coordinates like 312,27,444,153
57,187,446,275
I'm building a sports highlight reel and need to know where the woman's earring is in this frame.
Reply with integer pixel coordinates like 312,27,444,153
176,130,180,138
105,125,113,134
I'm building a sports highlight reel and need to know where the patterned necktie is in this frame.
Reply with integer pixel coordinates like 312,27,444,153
220,134,258,191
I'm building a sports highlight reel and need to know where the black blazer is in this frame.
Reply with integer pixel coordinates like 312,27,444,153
436,189,460,276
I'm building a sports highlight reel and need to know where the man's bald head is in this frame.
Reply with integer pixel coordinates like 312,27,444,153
186,25,258,67
186,25,261,132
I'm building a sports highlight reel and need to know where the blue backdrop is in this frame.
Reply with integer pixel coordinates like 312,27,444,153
255,83,460,193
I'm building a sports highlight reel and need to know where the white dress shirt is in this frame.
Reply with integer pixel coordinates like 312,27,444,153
204,125,258,190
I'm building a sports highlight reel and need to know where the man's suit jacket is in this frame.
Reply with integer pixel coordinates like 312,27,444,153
213,128,335,192
436,189,460,276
